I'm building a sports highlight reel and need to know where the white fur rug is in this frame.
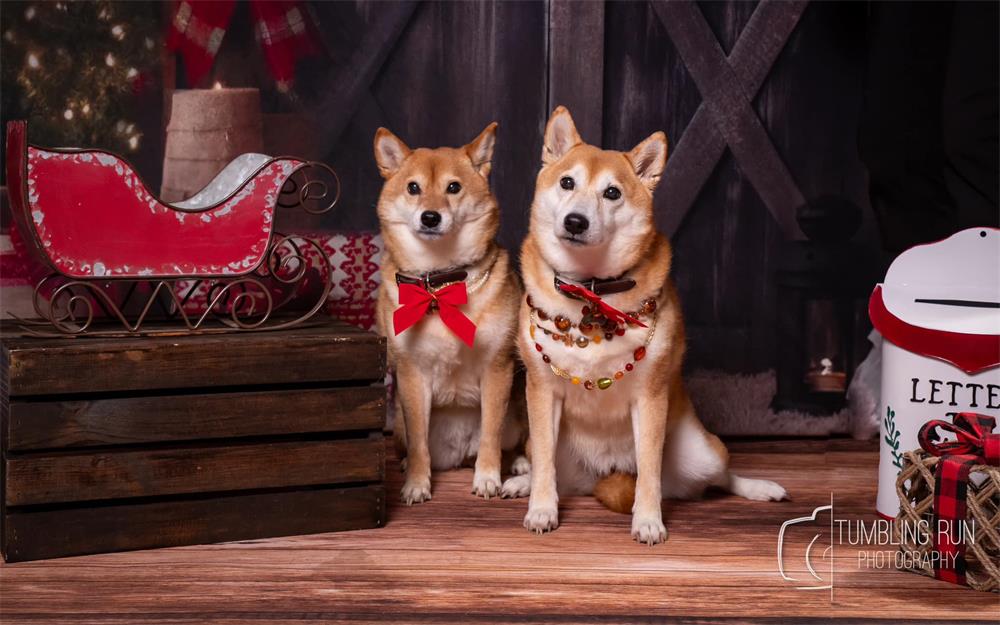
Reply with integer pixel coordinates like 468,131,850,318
687,332,883,440
688,368,878,440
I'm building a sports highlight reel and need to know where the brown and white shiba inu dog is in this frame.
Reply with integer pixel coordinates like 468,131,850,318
508,107,786,544
373,124,526,504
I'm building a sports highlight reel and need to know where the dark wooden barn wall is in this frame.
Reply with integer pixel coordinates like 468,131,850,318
600,1,872,371
301,0,547,250
288,0,874,373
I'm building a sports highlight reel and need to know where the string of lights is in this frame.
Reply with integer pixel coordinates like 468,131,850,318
1,1,160,153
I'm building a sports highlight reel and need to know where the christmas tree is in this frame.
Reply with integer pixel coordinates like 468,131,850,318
1,1,160,153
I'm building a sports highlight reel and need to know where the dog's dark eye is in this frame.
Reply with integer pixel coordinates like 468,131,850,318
603,186,621,201
560,176,575,190
407,182,421,195
446,181,462,194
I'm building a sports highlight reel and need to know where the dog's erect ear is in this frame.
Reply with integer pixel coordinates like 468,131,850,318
465,122,498,178
542,106,582,166
373,127,411,179
626,131,668,192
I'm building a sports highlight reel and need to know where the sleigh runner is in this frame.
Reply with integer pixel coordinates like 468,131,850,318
4,120,340,336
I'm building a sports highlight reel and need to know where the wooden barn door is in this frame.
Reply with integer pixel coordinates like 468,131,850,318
300,1,548,252
591,1,872,373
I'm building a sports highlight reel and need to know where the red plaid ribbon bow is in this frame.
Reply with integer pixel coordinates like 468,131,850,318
917,412,999,586
168,0,318,89
393,282,476,348
557,283,647,328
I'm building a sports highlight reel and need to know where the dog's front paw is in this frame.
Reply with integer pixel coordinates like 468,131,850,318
510,455,531,476
501,474,531,498
472,469,502,499
400,477,432,505
631,514,668,545
524,504,559,534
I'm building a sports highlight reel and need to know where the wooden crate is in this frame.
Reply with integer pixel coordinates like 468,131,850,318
0,320,387,562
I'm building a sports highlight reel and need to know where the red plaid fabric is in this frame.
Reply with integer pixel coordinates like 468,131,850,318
249,1,318,92
918,413,999,586
167,0,237,86
168,0,318,89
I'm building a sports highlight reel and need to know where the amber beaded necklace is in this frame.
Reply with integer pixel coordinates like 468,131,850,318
527,293,659,390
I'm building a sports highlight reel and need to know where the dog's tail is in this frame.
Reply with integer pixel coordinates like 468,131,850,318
593,472,636,514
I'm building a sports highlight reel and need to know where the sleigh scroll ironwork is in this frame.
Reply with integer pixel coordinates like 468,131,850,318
4,120,340,337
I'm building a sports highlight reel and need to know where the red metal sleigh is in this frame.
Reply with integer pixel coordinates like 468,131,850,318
4,120,340,336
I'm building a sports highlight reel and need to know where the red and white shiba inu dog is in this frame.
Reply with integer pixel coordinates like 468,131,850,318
373,124,525,504
507,107,787,544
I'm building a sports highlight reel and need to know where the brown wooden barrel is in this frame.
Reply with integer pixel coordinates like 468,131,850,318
160,88,263,203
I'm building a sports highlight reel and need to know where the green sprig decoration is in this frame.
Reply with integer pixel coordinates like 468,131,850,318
1,0,160,153
884,406,903,470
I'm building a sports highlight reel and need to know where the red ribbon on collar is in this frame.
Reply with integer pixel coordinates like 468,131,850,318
557,283,647,328
393,282,476,347
917,413,998,586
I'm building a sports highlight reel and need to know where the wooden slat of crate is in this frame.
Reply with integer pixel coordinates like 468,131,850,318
1,321,385,396
6,436,384,506
3,484,385,562
6,385,384,451
1,320,389,562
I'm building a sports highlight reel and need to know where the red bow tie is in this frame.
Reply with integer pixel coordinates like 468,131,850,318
557,283,647,328
919,413,999,464
393,282,476,347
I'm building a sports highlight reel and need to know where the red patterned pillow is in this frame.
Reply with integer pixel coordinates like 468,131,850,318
0,224,51,319
312,231,382,330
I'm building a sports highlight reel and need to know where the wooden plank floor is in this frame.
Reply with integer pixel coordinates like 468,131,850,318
2,438,997,624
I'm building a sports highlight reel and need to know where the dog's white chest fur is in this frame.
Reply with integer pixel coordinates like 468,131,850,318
382,270,520,473
390,286,513,406
523,319,651,480
393,308,509,407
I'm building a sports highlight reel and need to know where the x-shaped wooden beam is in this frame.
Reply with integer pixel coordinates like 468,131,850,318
652,1,808,239
309,1,419,156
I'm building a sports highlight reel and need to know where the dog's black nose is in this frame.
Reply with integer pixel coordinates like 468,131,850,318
563,213,589,235
420,211,442,228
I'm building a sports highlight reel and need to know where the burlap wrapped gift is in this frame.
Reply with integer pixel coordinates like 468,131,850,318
895,447,1000,592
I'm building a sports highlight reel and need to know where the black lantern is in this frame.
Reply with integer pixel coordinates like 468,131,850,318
773,195,883,414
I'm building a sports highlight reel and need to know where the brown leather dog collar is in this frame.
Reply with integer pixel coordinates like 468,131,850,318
395,247,499,292
553,274,637,297
396,268,469,291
